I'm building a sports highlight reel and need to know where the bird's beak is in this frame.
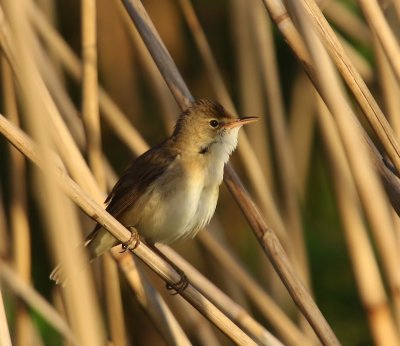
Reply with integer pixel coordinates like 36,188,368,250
223,117,259,129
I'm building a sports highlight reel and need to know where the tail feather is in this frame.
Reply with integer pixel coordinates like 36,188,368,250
49,263,65,285
49,228,119,285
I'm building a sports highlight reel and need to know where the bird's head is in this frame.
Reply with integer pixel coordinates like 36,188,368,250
173,99,257,161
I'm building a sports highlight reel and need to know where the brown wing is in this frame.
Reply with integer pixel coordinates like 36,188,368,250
88,140,180,238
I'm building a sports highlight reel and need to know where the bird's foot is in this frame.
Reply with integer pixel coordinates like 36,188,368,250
166,270,189,295
121,226,140,253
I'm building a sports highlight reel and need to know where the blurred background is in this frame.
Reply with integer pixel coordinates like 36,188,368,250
0,0,399,345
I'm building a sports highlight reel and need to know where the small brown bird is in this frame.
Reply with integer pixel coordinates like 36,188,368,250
51,99,257,282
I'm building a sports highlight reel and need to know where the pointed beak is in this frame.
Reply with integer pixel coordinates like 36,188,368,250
223,117,259,129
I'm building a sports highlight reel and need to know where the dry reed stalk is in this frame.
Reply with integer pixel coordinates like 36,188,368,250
114,0,180,133
122,3,192,110
288,0,400,333
316,98,400,346
374,34,400,249
358,0,400,82
374,34,400,138
167,295,221,346
27,1,148,157
1,59,30,279
0,188,9,259
250,0,310,288
263,0,310,63
122,0,338,343
81,0,104,188
391,0,400,21
0,114,257,345
52,289,73,346
323,0,371,46
82,1,127,341
193,234,312,346
263,0,400,214
264,0,400,177
178,0,234,112
0,285,12,346
337,34,373,82
230,0,273,193
35,0,64,79
103,254,128,346
1,2,105,344
0,261,76,344
28,18,85,152
0,9,101,199
97,90,149,156
1,56,33,346
24,322,44,346
296,0,400,175
304,1,375,82
204,231,253,314
36,49,86,150
113,250,192,345
224,165,339,345
178,0,280,234
160,244,289,346
288,72,315,200
317,1,374,82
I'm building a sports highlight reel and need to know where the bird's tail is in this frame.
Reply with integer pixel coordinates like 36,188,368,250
49,228,119,285
49,243,90,286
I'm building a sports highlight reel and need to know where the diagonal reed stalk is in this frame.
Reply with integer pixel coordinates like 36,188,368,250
298,0,400,175
0,261,76,344
111,249,192,346
316,98,400,345
287,0,400,331
357,0,400,82
264,0,400,195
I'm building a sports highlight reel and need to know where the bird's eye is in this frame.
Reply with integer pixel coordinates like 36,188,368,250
209,120,219,128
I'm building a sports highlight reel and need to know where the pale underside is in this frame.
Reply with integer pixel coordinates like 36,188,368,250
91,126,240,254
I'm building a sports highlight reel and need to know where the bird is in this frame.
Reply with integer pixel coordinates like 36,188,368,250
50,99,257,285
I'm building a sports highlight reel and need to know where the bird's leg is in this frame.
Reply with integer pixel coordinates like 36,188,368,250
121,226,141,252
148,244,189,295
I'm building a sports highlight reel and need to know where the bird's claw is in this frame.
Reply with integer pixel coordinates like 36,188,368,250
121,226,140,253
166,271,189,295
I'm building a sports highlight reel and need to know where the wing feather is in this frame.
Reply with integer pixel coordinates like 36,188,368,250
88,140,180,239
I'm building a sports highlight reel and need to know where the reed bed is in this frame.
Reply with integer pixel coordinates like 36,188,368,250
0,0,400,345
